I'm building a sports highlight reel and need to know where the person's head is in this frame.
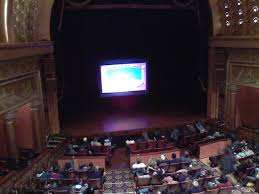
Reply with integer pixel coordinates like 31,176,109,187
220,175,228,183
184,151,190,158
172,153,177,159
89,162,93,168
83,137,87,142
65,162,71,170
192,180,199,187
161,154,166,160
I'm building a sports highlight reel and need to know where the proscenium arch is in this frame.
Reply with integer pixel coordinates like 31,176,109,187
0,0,218,44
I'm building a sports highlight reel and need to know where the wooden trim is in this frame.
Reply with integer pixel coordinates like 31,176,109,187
209,36,259,48
0,41,53,62
65,4,196,11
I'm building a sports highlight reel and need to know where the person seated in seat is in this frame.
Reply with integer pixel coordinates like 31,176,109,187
180,151,192,163
169,153,179,164
246,167,259,183
216,174,232,188
157,154,168,165
132,159,147,177
176,169,190,182
91,137,102,146
206,180,218,190
189,180,204,193
220,147,237,174
163,175,178,184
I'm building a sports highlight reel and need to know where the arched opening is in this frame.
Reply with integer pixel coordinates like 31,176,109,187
51,1,213,134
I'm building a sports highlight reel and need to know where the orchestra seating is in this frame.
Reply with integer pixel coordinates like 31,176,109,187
129,147,180,166
58,155,106,170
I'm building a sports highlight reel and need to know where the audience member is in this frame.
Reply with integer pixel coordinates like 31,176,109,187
91,137,102,146
189,180,203,193
179,151,192,163
216,175,232,188
169,153,179,164
220,147,237,174
132,159,147,176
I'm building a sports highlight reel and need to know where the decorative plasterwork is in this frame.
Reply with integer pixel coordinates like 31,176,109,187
0,75,40,114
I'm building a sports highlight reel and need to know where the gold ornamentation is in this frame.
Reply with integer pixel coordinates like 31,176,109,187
0,57,39,81
236,68,257,84
0,75,39,114
12,0,40,42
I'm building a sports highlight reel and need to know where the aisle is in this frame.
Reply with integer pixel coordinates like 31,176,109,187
111,147,130,169
103,168,135,194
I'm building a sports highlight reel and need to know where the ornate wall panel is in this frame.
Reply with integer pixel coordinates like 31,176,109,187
0,74,40,114
0,57,39,81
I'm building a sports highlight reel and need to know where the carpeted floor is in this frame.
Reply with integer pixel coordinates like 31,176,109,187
103,168,136,194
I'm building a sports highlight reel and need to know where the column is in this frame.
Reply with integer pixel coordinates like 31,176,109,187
30,100,43,153
225,84,238,127
41,54,60,134
207,47,217,118
3,111,19,160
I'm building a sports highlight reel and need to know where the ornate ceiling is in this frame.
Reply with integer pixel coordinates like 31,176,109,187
0,0,259,43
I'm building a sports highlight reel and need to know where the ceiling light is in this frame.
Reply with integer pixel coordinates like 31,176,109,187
253,6,258,12
238,19,244,24
226,21,231,26
225,12,230,17
224,3,229,9
237,0,242,5
238,9,243,15
254,17,259,23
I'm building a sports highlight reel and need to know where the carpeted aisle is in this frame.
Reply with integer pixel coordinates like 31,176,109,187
103,168,136,194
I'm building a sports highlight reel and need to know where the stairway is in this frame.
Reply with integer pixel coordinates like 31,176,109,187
103,168,136,194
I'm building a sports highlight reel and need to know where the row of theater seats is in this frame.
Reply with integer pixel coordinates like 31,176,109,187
128,139,170,153
136,175,233,194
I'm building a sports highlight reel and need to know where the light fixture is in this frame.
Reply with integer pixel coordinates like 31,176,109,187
238,9,243,15
226,21,231,26
253,6,258,12
238,19,244,24
253,17,259,23
224,3,229,9
237,0,242,5
225,12,230,17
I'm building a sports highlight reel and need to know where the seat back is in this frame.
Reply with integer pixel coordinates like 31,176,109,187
159,163,169,172
180,180,192,190
147,140,157,149
151,174,163,185
138,142,148,150
218,186,233,194
157,139,167,148
192,192,205,194
153,184,168,192
128,143,138,152
206,188,219,194
136,176,151,187
168,163,179,173
167,182,180,192
87,178,102,190
62,178,74,185
48,190,69,194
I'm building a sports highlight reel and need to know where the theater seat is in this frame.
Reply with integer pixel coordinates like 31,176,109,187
158,163,169,172
205,188,219,194
136,176,151,187
167,163,179,173
87,178,102,190
180,180,192,190
192,192,205,194
48,190,69,194
218,186,233,194
153,184,167,192
138,142,148,150
167,182,180,192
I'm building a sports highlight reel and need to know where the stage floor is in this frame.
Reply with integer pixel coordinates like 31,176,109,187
61,107,207,137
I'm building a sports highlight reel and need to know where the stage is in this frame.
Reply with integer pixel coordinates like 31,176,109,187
61,107,207,137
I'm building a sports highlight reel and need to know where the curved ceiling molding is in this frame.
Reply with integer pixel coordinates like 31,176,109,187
65,0,92,7
209,0,223,36
174,0,195,7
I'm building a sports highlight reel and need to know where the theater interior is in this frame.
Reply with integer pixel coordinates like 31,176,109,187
0,0,259,193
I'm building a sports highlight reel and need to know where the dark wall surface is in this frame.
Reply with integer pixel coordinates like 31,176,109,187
55,7,209,122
